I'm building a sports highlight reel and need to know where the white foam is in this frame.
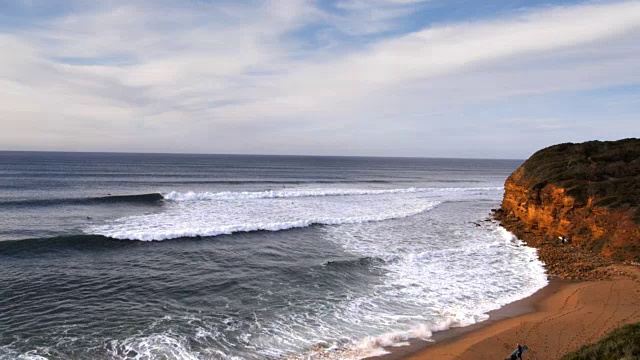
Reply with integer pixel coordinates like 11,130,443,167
88,186,503,241
90,202,439,241
89,186,454,241
83,185,548,360
106,334,199,360
163,186,503,201
283,224,548,359
0,344,51,360
348,317,461,358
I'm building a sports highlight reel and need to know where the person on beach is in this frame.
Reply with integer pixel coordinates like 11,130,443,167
517,343,523,359
508,343,525,360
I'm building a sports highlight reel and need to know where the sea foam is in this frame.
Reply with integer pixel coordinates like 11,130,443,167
88,201,440,241
163,186,503,201
286,225,548,360
87,186,504,241
80,185,549,360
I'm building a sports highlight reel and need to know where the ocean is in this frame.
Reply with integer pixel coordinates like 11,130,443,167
0,152,548,359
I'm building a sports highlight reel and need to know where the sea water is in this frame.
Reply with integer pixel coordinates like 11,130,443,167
0,152,547,359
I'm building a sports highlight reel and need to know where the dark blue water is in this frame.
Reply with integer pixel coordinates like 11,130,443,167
0,152,547,359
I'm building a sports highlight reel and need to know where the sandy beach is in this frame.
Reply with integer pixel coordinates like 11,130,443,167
374,268,640,360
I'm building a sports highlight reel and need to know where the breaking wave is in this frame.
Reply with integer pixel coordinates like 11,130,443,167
0,186,502,208
87,202,440,241
163,187,502,201
0,193,164,208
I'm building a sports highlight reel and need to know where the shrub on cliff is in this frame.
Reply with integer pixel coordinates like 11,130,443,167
523,138,640,211
560,322,640,360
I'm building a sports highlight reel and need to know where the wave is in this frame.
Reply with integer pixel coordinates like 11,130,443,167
182,179,394,185
0,234,132,255
0,186,501,208
323,256,394,270
151,179,479,185
289,226,548,360
87,202,440,241
86,185,503,241
0,193,164,207
291,316,476,360
105,333,200,360
163,187,503,202
94,193,164,203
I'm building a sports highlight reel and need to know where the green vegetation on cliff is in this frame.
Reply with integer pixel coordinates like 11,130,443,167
523,138,640,211
499,138,640,263
560,322,640,360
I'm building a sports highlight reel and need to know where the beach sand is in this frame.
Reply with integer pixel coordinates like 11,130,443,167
372,273,640,360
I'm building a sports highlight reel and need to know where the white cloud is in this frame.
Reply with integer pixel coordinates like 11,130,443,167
323,0,430,35
0,0,639,157
194,0,640,130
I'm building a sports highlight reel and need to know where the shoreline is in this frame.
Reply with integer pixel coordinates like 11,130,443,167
370,139,640,360
367,277,569,359
369,275,640,360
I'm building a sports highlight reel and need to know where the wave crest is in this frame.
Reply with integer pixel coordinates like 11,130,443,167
88,202,440,241
0,193,164,208
163,187,502,202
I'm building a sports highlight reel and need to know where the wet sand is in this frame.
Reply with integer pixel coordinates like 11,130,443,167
371,275,640,360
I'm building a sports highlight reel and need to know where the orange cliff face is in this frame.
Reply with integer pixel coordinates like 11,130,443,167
499,139,640,263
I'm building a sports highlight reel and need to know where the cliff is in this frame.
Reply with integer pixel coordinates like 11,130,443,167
496,138,640,279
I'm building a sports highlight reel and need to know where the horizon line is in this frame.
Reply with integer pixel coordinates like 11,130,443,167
0,149,525,161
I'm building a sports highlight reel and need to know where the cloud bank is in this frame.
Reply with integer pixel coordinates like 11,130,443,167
0,0,639,158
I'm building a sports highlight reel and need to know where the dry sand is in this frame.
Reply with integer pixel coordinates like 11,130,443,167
393,275,640,360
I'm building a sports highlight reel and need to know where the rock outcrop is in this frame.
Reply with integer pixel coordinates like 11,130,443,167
496,138,640,279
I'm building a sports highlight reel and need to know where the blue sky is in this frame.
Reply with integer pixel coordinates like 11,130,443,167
0,0,639,158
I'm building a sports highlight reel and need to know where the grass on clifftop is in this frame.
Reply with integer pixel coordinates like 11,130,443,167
560,322,640,360
522,138,640,210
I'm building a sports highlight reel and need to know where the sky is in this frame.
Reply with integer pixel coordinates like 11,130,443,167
0,0,639,159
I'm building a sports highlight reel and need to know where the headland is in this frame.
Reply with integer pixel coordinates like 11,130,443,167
375,138,640,360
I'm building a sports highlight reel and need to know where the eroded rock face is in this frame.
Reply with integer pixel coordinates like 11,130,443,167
499,139,640,262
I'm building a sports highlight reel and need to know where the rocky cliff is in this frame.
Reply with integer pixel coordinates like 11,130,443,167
496,138,640,278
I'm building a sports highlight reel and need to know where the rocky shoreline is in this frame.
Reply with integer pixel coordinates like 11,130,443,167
492,139,640,281
386,139,640,359
494,208,639,280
